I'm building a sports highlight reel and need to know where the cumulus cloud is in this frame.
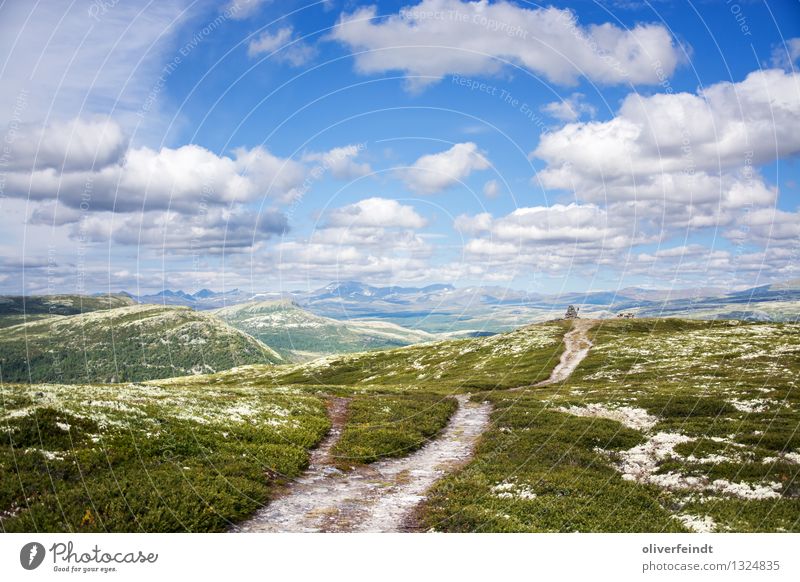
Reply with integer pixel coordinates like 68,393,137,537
271,198,433,283
4,142,307,213
770,37,800,70
66,206,288,254
302,144,371,180
542,93,597,122
8,117,128,172
247,26,317,66
726,207,800,246
324,197,427,229
400,142,489,193
533,69,799,236
455,202,648,277
330,0,682,90
535,69,800,192
482,179,500,198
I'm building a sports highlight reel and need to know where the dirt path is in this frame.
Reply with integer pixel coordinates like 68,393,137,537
235,394,491,532
510,319,594,391
535,319,594,386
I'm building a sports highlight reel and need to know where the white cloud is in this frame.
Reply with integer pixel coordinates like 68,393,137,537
542,93,597,122
4,142,308,213
460,203,641,246
535,69,800,190
9,117,128,172
70,206,287,254
770,37,800,70
400,142,489,194
269,197,434,284
330,0,682,90
532,68,800,237
455,203,647,277
325,197,427,229
726,207,800,246
223,0,270,20
247,26,317,66
302,144,371,180
482,179,500,198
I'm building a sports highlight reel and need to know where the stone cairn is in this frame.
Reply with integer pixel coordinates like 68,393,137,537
564,305,579,319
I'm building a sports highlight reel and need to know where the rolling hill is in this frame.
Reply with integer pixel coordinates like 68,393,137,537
213,300,438,361
0,304,282,383
0,294,136,328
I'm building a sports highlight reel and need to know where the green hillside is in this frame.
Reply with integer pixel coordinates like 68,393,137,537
172,319,569,391
213,300,438,361
3,318,798,533
0,294,136,328
0,304,283,383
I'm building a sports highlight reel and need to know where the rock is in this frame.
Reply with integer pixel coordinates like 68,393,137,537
564,305,579,319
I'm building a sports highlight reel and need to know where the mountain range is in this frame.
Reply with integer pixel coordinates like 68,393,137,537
122,279,800,332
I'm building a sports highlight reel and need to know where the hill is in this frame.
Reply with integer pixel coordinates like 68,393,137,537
0,294,136,328
174,318,570,390
0,304,282,383
212,300,438,361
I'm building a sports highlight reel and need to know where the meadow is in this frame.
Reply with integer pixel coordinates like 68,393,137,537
2,318,798,532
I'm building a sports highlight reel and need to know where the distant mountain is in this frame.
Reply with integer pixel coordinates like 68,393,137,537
0,304,282,383
124,288,257,309
123,278,800,332
213,300,439,361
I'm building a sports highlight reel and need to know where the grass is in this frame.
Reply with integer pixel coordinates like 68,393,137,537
4,317,797,532
0,382,329,532
168,320,568,393
332,393,458,467
417,395,684,532
0,304,281,384
417,319,800,532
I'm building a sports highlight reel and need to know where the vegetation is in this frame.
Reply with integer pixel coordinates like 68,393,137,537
3,315,798,532
419,319,800,532
332,393,458,467
214,300,437,361
0,304,282,384
172,320,568,392
0,382,329,532
0,294,136,317
417,395,684,532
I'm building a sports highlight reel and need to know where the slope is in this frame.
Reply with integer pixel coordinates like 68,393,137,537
213,300,438,360
0,304,282,383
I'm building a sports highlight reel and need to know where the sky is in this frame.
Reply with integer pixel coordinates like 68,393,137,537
0,0,799,296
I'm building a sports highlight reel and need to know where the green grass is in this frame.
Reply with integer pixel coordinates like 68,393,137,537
0,304,281,384
0,294,135,317
0,382,328,532
171,320,569,393
4,317,797,532
332,393,458,467
416,319,800,532
417,393,685,532
214,300,434,361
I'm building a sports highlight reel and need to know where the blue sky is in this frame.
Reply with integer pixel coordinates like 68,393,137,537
0,0,798,296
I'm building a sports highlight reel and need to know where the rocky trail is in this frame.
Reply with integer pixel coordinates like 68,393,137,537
236,394,490,532
236,320,593,532
531,319,594,387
